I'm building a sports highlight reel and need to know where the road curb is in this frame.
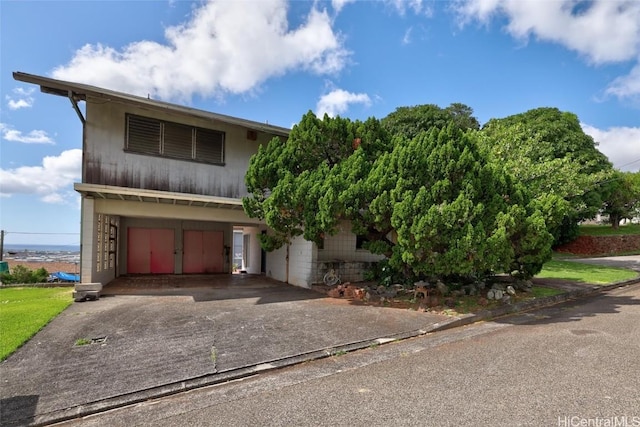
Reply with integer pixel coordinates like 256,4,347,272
429,276,640,333
25,276,640,426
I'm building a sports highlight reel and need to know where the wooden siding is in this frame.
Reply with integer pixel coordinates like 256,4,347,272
84,96,279,198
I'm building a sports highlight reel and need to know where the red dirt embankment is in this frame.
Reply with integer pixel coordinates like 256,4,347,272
4,261,78,274
555,235,640,256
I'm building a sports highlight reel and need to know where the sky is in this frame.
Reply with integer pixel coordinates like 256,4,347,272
1,0,639,246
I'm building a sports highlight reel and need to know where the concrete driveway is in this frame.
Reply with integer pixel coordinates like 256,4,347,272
0,274,450,426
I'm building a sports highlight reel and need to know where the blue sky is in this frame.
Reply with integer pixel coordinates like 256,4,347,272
1,0,639,245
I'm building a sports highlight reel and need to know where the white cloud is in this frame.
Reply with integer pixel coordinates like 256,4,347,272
6,87,35,110
402,27,413,45
582,123,640,172
332,0,355,14
51,0,349,102
455,0,640,101
0,123,55,144
455,0,640,64
387,0,431,17
0,149,82,204
316,88,371,118
605,61,640,101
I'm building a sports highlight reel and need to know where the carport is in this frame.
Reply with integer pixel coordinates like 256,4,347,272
74,183,267,285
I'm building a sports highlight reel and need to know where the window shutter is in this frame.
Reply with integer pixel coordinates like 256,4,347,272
195,128,224,164
127,115,161,154
163,122,194,160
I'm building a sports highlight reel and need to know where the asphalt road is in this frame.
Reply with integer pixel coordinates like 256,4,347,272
56,282,640,427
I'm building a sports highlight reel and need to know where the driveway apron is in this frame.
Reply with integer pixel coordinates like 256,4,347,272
1,275,448,425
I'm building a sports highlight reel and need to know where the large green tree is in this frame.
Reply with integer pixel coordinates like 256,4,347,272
243,111,391,251
601,170,640,228
479,107,613,244
244,111,552,281
381,103,480,140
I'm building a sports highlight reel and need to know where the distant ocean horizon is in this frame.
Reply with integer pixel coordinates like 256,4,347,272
3,243,81,253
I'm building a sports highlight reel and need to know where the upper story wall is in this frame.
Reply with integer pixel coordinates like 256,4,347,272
83,96,282,198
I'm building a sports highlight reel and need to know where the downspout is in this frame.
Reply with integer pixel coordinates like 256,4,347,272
69,91,86,283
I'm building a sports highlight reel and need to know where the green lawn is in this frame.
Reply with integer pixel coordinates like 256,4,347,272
0,287,73,361
537,260,639,285
579,224,640,236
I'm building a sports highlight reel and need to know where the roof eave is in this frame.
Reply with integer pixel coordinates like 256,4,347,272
13,71,290,137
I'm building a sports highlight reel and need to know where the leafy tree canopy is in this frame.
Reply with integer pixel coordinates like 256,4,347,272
244,109,552,281
479,107,613,244
381,103,480,140
601,170,640,228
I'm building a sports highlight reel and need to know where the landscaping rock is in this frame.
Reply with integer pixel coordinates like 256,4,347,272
436,280,449,296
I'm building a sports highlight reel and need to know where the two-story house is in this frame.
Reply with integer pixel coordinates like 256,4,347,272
14,72,382,289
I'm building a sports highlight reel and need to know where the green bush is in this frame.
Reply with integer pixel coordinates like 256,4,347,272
0,265,50,284
364,259,416,287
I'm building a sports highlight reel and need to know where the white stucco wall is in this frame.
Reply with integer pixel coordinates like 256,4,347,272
265,243,287,283
287,236,316,288
262,235,315,288
239,226,262,274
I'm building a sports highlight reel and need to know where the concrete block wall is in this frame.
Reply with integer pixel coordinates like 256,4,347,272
313,260,377,285
314,221,384,284
317,221,384,263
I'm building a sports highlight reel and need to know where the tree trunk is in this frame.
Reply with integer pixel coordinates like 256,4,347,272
610,213,620,229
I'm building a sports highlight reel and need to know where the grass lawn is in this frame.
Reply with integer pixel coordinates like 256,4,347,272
0,287,73,361
579,224,640,236
536,260,639,285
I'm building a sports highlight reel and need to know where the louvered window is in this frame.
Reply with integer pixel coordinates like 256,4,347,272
127,115,161,155
125,114,225,165
195,128,224,164
164,122,193,160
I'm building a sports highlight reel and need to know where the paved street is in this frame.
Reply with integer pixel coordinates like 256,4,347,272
56,282,640,427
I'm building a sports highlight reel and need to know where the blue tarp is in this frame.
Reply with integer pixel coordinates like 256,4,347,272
50,271,80,282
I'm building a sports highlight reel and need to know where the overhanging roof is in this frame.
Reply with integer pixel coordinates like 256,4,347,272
13,71,290,137
74,183,245,210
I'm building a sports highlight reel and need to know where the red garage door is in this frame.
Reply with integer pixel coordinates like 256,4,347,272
127,228,175,274
183,230,224,273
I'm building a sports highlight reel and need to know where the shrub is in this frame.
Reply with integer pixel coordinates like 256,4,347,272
0,265,50,284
